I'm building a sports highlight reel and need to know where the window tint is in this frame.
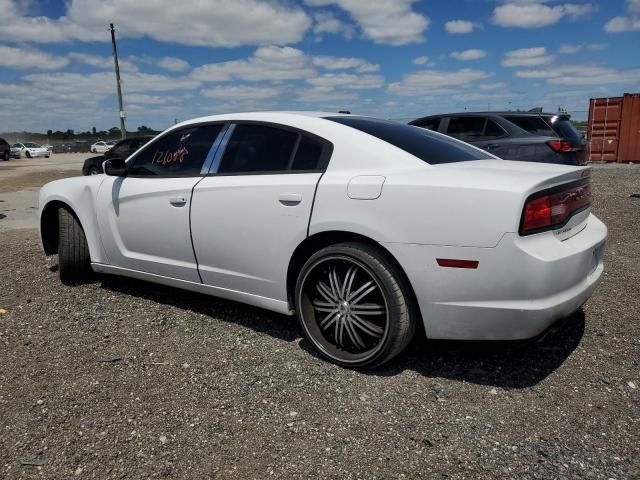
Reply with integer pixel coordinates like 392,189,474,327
547,117,582,141
24,142,40,148
483,119,506,139
447,117,486,141
326,116,492,164
504,115,556,136
415,118,440,131
218,125,298,174
109,140,131,157
129,124,222,177
291,136,324,171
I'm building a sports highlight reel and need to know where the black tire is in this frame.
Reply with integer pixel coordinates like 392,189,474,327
25,150,31,158
295,242,416,368
2,151,8,161
88,166,101,175
58,208,92,285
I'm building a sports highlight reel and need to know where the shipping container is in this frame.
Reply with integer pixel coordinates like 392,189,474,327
587,93,640,162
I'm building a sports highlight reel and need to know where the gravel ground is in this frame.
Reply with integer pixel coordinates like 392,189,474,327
0,165,639,479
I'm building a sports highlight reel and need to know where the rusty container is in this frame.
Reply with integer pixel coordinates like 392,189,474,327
587,93,640,162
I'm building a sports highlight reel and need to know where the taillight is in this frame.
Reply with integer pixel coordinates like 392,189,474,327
547,139,572,153
520,180,591,235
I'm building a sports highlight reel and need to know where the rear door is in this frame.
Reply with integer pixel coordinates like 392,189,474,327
96,123,224,281
190,123,332,301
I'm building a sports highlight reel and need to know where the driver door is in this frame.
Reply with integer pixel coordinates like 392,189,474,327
96,123,224,282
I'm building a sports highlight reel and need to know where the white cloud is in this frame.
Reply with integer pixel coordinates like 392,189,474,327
493,2,593,28
312,55,379,72
0,0,311,46
604,0,640,32
156,57,190,72
0,44,69,70
502,47,555,67
312,10,355,38
605,16,640,32
191,46,315,83
69,52,138,72
450,49,487,61
305,0,429,45
479,82,508,90
296,86,358,102
557,44,583,54
412,56,429,65
445,20,475,34
388,69,492,96
201,85,283,101
515,65,640,85
307,73,384,89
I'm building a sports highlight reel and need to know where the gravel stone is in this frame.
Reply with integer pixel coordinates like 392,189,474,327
0,164,638,479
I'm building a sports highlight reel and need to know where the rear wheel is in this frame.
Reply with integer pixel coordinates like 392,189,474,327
58,208,92,285
295,242,416,368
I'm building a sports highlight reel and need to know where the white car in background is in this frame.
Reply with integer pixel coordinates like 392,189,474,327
11,142,51,158
90,140,116,153
37,112,607,368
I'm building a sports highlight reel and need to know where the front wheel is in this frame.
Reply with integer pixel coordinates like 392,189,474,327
88,166,101,175
2,151,8,161
58,208,92,285
25,151,31,158
295,242,416,368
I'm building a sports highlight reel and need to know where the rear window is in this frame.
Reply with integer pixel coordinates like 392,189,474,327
326,116,492,164
547,117,582,142
503,115,556,137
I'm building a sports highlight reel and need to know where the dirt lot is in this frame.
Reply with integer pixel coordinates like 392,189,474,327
0,161,638,479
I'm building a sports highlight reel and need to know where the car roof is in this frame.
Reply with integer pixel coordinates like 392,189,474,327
411,111,570,123
174,111,354,129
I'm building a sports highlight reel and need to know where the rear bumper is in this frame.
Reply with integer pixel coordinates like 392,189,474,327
384,214,607,340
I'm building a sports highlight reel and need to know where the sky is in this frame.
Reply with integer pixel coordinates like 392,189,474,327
0,0,639,133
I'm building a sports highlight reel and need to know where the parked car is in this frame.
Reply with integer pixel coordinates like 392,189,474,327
10,142,51,158
0,137,10,161
82,136,154,175
90,140,117,154
409,112,587,165
38,112,606,368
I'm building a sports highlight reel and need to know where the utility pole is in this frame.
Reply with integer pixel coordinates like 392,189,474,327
109,23,126,139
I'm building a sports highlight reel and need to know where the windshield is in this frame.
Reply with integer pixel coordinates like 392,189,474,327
325,116,493,164
24,142,40,148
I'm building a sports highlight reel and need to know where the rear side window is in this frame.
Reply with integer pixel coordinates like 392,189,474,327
326,116,492,164
548,117,582,141
484,119,507,139
291,136,324,171
219,125,298,173
0,138,7,146
129,124,222,177
504,116,556,136
446,117,485,141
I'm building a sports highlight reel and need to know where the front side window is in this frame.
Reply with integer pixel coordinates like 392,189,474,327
326,116,492,164
129,124,222,177
109,140,131,158
218,125,299,174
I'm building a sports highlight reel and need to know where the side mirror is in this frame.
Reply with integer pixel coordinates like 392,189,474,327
104,157,127,176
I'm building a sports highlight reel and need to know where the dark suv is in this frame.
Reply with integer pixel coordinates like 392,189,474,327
0,137,10,161
409,112,586,165
82,136,153,175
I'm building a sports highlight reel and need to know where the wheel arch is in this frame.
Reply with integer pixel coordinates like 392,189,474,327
286,231,422,325
40,200,79,255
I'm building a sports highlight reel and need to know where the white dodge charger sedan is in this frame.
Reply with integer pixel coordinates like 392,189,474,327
38,112,607,368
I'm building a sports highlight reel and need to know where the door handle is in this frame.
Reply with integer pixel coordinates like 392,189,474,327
169,195,187,207
278,193,302,206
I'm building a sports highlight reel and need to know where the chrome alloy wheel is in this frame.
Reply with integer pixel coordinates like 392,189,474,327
299,256,390,364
